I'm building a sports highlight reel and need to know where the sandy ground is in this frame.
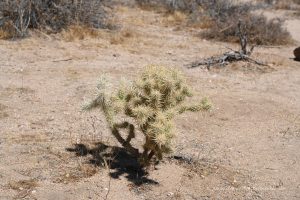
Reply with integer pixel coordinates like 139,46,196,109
0,3,300,200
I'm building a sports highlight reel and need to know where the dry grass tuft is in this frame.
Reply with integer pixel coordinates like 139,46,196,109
9,179,38,191
0,22,16,39
8,179,38,199
62,25,101,41
109,28,137,45
0,29,10,39
55,163,99,184
163,11,187,26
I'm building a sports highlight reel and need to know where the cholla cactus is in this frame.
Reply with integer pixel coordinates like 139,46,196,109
84,65,211,167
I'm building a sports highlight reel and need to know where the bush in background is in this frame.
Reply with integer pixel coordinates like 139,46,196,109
199,2,292,45
136,0,293,45
0,0,110,38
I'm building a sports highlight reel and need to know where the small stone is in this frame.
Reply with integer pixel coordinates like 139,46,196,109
167,192,174,196
31,190,37,194
294,47,300,61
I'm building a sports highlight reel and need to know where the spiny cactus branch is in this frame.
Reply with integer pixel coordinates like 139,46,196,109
84,65,211,168
112,122,139,157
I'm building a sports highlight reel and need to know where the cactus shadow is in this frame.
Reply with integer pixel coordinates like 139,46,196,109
66,143,159,186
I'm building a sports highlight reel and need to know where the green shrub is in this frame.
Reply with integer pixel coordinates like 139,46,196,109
84,65,211,167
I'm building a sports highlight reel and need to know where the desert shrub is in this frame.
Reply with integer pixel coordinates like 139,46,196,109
201,13,292,45
0,0,109,38
136,0,197,12
259,0,300,9
83,65,211,167
268,0,300,5
136,0,292,45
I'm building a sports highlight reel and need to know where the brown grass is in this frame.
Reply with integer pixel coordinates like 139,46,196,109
163,11,187,26
188,15,214,29
0,103,8,119
109,28,137,45
0,22,16,39
61,25,101,41
0,29,10,39
55,164,99,184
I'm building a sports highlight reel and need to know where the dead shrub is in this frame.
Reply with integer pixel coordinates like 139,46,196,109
192,0,292,45
260,0,300,9
0,0,110,38
201,15,292,45
136,0,293,45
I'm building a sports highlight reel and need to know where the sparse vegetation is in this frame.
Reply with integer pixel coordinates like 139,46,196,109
83,65,211,167
261,0,300,16
61,25,100,42
191,21,268,69
137,0,292,45
201,13,292,45
0,0,109,38
8,179,38,199
261,0,300,9
9,179,38,191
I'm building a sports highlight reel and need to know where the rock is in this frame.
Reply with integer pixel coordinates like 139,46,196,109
294,47,300,61
167,192,174,197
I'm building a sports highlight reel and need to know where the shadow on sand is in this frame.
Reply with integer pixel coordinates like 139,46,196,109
66,143,159,186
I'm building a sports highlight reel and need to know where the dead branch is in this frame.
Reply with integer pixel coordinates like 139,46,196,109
190,21,268,69
52,58,72,62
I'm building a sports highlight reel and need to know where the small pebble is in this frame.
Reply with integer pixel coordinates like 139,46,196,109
167,192,174,196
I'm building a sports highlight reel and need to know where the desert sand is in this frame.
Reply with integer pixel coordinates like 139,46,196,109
0,3,299,200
